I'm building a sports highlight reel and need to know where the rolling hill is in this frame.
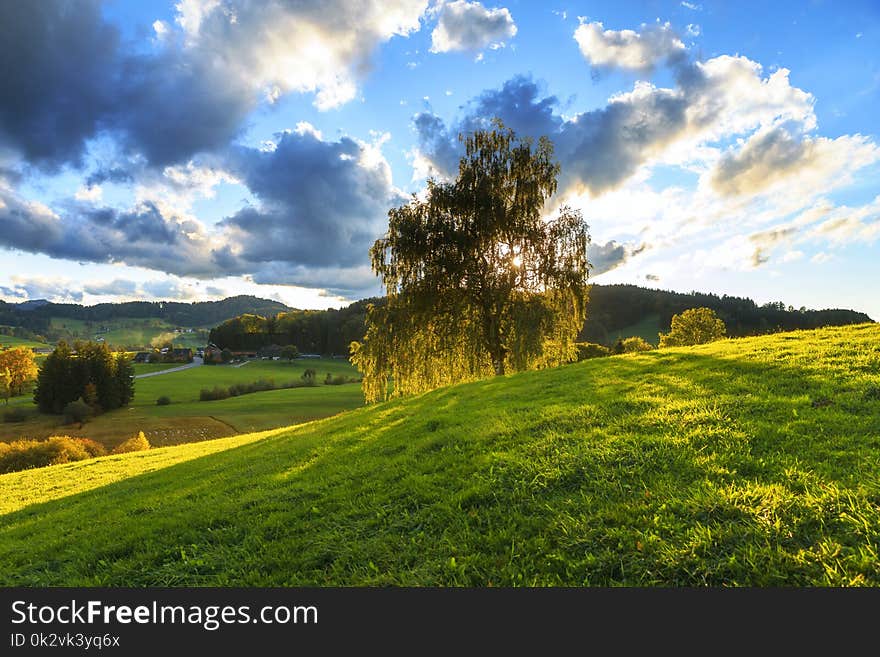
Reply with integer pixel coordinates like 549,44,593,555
1,323,878,586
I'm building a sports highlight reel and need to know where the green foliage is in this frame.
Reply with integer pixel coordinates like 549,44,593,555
301,368,316,384
574,342,611,360
0,436,106,474
220,348,233,363
62,398,92,425
156,395,171,406
0,346,38,398
208,301,372,355
659,307,727,347
280,345,299,361
200,386,231,402
2,406,28,423
1,324,878,586
619,336,654,353
111,432,150,455
354,122,590,402
579,284,871,345
33,341,134,414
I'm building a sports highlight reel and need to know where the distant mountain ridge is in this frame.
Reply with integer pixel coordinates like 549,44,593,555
0,295,294,342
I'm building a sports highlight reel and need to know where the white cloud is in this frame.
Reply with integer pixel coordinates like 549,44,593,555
430,1,517,53
574,20,685,72
709,124,880,198
74,185,103,202
174,0,429,110
152,20,169,39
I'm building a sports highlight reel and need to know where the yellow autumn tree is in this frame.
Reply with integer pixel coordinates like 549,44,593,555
0,346,39,402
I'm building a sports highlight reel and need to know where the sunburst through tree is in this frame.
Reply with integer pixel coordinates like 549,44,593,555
352,121,591,403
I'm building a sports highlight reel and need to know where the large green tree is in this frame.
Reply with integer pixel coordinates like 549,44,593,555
352,122,590,403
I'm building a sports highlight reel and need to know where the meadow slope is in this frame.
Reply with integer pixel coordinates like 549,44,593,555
1,324,878,586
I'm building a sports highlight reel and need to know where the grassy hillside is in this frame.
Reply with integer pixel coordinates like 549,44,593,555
1,324,878,586
610,313,662,346
0,335,47,349
49,316,208,349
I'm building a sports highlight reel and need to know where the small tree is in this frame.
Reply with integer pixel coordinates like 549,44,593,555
0,367,10,405
659,308,726,347
301,368,316,384
280,345,299,362
0,347,39,397
112,431,150,454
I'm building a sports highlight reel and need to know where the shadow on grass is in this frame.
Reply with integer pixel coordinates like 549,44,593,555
1,340,878,586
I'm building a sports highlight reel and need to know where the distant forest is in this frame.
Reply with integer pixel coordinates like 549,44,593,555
577,285,873,345
0,295,292,342
1,287,872,354
207,285,874,355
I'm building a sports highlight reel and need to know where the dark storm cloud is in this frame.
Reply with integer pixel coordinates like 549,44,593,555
220,128,405,274
413,75,689,196
587,240,644,275
0,187,221,277
84,167,135,187
110,47,256,167
0,1,249,171
0,1,119,170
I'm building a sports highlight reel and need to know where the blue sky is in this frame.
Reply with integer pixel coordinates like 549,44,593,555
1,0,878,319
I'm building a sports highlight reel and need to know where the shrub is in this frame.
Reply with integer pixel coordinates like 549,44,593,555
2,406,28,423
77,438,107,458
62,397,92,425
301,368,316,384
200,386,230,401
0,436,104,474
156,395,171,406
326,375,348,385
574,342,611,361
111,431,151,454
619,336,654,353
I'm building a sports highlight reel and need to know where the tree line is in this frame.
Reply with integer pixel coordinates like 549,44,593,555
208,299,376,355
206,284,871,355
578,284,871,344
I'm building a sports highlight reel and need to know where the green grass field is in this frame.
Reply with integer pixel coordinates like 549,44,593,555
1,358,362,449
0,335,48,349
49,316,209,349
132,362,183,375
612,313,663,346
1,323,878,586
